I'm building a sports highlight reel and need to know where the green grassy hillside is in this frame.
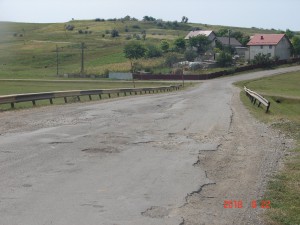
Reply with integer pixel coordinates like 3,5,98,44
0,19,287,79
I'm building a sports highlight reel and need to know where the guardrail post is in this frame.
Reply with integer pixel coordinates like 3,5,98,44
89,95,92,101
135,92,137,95
77,96,80,101
32,100,36,106
117,93,120,97
99,94,102,99
108,93,111,98
140,91,142,95
11,103,14,108
49,99,53,104
124,92,127,96
64,97,67,103
266,102,271,113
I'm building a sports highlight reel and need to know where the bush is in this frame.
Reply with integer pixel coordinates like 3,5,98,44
78,30,83,34
95,18,105,22
145,45,162,58
252,53,272,67
216,51,233,67
184,49,197,61
111,29,119,38
165,53,181,67
125,35,132,40
132,24,140,29
160,40,170,52
65,24,75,31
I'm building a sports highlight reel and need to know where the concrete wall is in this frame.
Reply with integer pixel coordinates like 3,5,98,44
275,37,291,60
249,45,275,60
109,72,133,80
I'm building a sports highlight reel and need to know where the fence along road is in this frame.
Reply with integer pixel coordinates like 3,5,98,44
0,66,300,225
0,85,181,108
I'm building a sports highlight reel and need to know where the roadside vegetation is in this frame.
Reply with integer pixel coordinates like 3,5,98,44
236,72,300,225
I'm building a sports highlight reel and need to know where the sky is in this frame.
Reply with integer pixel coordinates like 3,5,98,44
1,0,300,31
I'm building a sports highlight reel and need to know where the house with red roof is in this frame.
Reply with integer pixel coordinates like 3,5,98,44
246,34,292,60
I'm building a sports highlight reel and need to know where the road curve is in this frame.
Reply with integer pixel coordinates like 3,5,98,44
0,66,299,225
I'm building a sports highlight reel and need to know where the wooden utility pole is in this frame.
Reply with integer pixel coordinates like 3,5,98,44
81,42,85,74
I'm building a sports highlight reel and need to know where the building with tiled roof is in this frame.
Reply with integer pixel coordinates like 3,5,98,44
246,34,291,60
185,30,217,41
215,37,242,47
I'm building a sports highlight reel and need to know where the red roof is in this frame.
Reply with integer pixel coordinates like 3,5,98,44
247,34,286,46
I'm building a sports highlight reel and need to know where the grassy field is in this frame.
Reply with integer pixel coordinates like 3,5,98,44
0,19,288,79
236,72,300,225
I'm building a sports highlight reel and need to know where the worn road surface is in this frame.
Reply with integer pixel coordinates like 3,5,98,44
0,66,299,225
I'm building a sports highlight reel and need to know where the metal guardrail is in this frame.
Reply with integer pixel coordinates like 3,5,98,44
244,86,271,113
0,85,182,109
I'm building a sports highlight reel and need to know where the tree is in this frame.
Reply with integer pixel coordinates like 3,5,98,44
188,35,211,54
292,36,300,56
173,37,186,52
181,16,188,23
124,42,146,72
240,35,250,47
285,29,294,39
160,40,170,52
216,28,228,37
143,16,156,22
216,51,233,67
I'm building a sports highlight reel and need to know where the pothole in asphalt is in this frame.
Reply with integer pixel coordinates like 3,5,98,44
141,206,170,218
81,147,119,153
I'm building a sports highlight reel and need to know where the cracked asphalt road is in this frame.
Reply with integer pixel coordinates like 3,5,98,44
0,66,299,225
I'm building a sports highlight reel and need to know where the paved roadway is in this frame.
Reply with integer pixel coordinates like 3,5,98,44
0,66,299,225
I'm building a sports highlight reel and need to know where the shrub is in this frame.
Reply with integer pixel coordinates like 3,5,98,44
125,35,132,40
165,53,181,67
95,18,105,22
145,44,162,58
111,29,119,37
160,40,170,52
252,53,272,67
78,30,83,34
65,24,75,31
184,49,197,61
132,24,140,29
216,51,233,67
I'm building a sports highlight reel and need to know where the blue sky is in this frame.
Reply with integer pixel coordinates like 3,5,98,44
1,0,299,31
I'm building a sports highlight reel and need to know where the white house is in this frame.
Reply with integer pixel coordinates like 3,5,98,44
185,30,217,42
246,34,292,60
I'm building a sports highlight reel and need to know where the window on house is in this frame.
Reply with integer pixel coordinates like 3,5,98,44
260,45,263,49
269,45,272,49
